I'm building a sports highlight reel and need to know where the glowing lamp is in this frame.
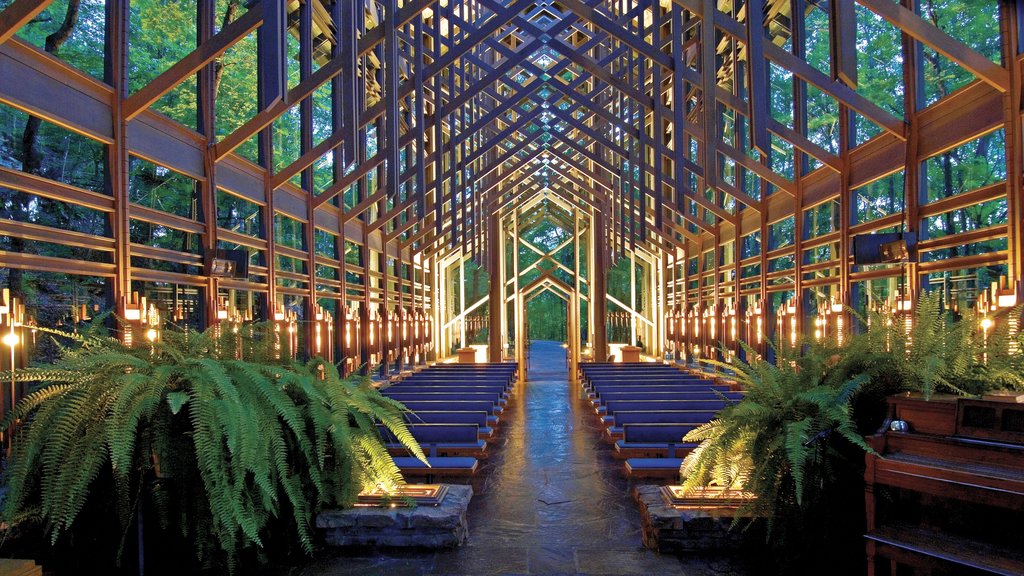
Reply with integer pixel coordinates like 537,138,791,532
145,328,158,342
2,332,19,348
981,317,994,331
895,290,913,312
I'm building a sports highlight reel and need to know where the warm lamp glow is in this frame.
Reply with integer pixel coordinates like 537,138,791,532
145,328,158,342
981,317,994,331
2,332,19,347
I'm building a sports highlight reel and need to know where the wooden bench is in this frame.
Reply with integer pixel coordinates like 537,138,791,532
404,411,494,438
624,457,686,480
399,377,512,385
392,456,479,477
604,410,720,439
588,383,728,398
399,400,503,420
613,423,699,459
583,378,708,390
600,399,738,417
593,391,744,411
383,392,507,407
380,423,486,457
388,385,510,400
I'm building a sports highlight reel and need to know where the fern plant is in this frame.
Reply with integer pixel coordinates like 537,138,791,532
0,316,425,571
682,338,878,571
864,291,1024,398
682,339,872,530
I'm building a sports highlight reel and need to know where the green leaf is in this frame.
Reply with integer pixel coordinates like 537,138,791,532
167,391,190,415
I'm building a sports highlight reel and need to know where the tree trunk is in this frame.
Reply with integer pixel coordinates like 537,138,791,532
942,153,958,256
212,0,241,98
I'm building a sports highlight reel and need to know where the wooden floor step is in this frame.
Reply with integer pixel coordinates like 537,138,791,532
0,559,42,576
866,523,1024,576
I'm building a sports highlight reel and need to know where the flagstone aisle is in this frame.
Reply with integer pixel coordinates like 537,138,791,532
291,341,749,576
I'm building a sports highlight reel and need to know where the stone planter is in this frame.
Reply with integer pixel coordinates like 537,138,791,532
634,485,749,553
316,484,472,548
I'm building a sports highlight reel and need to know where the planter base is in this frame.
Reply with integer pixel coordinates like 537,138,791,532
316,484,472,548
634,485,748,553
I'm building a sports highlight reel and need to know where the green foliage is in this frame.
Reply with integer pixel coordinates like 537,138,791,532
682,339,873,533
0,317,425,571
526,291,567,342
680,291,1024,570
863,291,1024,398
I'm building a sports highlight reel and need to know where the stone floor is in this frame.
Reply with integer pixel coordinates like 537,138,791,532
287,341,753,576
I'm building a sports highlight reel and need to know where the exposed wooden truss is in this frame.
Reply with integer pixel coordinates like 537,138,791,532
0,0,1021,363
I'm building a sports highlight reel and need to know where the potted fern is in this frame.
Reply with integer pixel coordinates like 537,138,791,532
874,292,1024,434
0,316,425,572
681,337,876,571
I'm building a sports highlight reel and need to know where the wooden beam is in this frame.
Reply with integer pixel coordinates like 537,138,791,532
557,0,674,71
764,42,907,140
858,0,1009,93
123,3,264,121
746,0,770,155
0,0,55,46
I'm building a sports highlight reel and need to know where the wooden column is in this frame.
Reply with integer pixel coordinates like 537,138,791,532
488,212,503,361
107,0,131,313
1001,0,1023,283
592,206,609,361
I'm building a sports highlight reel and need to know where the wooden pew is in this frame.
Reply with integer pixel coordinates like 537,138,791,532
404,411,494,438
592,391,744,412
387,385,510,399
624,458,686,480
600,399,738,417
398,400,503,421
613,423,699,459
391,456,479,478
383,392,507,407
588,383,729,396
604,410,720,439
379,423,487,458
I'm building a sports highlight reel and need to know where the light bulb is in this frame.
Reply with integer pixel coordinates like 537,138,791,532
2,332,19,347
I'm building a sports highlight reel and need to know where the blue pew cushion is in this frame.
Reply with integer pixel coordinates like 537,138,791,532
615,440,699,451
392,456,478,472
625,458,685,471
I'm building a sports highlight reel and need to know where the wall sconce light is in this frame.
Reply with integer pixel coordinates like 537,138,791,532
894,289,913,313
311,304,334,361
831,295,845,345
120,292,160,347
1,288,27,455
746,298,764,345
272,303,298,359
993,276,1018,309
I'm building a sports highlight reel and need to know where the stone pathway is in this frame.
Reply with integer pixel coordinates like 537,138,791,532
287,341,751,575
